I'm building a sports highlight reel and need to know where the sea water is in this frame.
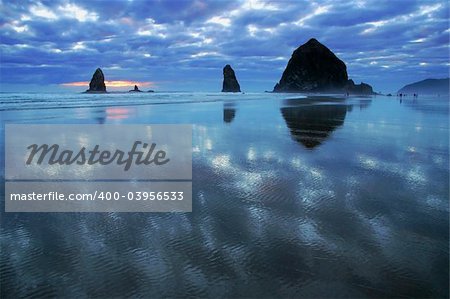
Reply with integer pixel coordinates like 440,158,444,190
0,92,448,297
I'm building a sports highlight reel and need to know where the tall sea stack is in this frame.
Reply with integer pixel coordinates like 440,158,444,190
222,65,241,92
86,68,106,93
273,38,348,92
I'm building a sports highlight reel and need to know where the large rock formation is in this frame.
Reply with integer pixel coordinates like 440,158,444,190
398,78,449,95
86,68,106,93
222,65,241,92
274,38,348,92
273,38,375,94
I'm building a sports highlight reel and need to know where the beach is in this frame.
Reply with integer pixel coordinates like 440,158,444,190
0,92,449,297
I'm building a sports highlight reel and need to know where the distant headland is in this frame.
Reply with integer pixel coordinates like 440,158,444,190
398,78,449,95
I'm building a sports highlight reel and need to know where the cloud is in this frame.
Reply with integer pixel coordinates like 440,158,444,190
0,0,448,92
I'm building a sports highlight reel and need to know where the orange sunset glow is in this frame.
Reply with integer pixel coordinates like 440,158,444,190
61,80,154,88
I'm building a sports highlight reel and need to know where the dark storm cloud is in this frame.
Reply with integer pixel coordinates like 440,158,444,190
0,0,448,92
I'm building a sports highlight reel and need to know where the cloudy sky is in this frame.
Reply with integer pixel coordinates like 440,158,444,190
1,0,448,93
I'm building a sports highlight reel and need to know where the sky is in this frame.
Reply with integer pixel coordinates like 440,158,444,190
0,0,449,93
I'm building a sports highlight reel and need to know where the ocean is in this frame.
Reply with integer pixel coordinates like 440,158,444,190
0,92,449,297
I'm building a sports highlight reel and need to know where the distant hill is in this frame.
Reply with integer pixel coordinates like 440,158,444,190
398,78,449,95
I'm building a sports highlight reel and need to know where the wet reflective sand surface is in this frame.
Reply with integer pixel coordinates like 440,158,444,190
1,93,448,298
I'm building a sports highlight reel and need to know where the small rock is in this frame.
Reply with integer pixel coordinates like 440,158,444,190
129,85,142,92
344,80,375,95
